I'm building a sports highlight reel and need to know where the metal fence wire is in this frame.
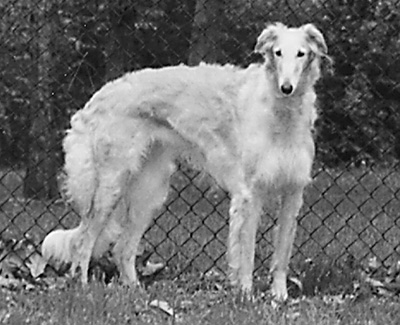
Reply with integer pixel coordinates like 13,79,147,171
1,0,400,279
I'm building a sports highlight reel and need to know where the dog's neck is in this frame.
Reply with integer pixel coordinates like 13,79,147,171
270,90,317,138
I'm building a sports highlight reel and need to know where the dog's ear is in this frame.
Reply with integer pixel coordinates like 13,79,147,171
254,23,285,54
303,23,333,73
302,24,328,56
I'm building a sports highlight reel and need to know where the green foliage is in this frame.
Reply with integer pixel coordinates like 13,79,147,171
1,0,399,171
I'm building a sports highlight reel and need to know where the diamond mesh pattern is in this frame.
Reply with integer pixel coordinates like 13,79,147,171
1,0,400,278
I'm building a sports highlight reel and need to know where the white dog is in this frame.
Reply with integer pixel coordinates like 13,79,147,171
43,22,329,300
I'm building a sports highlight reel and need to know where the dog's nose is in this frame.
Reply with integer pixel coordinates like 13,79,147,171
281,83,293,95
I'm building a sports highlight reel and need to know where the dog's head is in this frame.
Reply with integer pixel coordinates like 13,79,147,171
255,23,330,96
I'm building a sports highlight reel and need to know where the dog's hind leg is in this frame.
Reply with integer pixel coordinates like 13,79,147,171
270,186,304,300
65,111,154,283
112,143,176,286
70,168,129,284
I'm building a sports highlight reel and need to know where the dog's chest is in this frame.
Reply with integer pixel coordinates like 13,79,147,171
244,129,314,188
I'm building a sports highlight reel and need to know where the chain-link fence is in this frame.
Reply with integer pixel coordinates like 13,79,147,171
1,0,400,279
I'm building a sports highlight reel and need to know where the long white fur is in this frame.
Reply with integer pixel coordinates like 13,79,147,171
41,228,79,271
43,22,329,300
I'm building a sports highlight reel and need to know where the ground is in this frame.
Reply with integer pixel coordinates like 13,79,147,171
1,275,400,325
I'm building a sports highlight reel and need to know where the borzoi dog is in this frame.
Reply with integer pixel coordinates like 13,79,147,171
43,22,329,300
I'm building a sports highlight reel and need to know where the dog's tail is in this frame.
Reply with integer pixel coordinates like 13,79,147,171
41,226,82,272
62,108,97,216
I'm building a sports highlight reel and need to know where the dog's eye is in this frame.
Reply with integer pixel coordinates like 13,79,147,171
297,51,305,57
274,50,282,57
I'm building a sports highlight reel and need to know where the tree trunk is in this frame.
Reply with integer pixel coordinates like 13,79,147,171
188,0,222,66
23,0,59,199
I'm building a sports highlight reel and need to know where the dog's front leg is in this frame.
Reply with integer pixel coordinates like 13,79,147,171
228,187,260,294
238,196,262,294
270,187,304,300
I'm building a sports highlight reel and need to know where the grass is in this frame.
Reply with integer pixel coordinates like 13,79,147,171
1,277,400,325
1,165,400,324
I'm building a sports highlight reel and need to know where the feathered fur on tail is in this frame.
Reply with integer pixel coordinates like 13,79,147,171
41,227,81,272
62,109,97,216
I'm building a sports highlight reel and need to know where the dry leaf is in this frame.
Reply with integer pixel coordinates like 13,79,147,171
288,276,303,291
149,299,174,316
141,261,165,276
